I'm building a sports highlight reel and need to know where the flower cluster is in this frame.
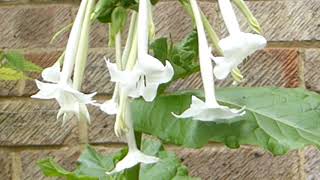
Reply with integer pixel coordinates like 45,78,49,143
32,0,266,175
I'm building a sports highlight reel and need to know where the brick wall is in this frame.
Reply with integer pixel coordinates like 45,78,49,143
1,0,320,179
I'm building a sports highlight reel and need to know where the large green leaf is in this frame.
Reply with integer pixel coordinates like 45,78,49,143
132,88,320,155
37,159,96,180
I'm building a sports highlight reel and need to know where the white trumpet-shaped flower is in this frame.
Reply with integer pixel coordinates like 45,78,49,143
32,0,96,123
107,98,159,174
106,0,173,102
106,56,173,102
213,0,266,80
173,0,245,122
174,95,245,122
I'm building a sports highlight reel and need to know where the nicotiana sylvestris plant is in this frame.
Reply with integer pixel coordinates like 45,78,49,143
34,0,320,179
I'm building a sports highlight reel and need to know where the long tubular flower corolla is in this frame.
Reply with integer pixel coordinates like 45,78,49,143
107,101,159,174
173,0,245,122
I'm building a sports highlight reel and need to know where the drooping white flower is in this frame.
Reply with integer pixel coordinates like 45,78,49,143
106,0,173,102
174,96,245,122
213,0,267,80
32,0,96,123
106,56,173,102
107,98,159,174
173,0,245,122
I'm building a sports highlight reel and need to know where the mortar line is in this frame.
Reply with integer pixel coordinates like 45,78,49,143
0,141,256,152
297,48,307,180
2,42,320,55
11,152,22,180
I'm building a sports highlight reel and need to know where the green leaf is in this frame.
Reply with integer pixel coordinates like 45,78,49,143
111,6,128,37
140,140,198,180
120,0,138,9
169,30,199,80
37,159,96,180
76,145,127,178
94,0,118,23
150,38,168,62
4,52,42,73
132,88,320,155
0,67,28,80
38,158,72,177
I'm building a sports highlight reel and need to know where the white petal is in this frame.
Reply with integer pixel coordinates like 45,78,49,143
107,150,159,175
42,63,61,83
100,99,118,115
106,60,140,83
215,32,266,79
174,96,245,122
61,84,96,104
138,54,167,73
213,61,233,80
172,96,206,119
141,82,159,102
146,60,174,84
31,80,59,99
57,108,75,125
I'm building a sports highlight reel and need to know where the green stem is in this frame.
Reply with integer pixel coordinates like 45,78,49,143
233,0,262,34
201,12,223,56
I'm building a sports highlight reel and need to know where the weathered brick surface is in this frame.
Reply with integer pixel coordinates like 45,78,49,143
176,146,301,180
21,146,119,180
218,0,320,42
0,149,11,180
305,49,320,92
169,48,300,91
0,4,72,49
88,106,121,144
0,99,78,145
304,146,320,180
0,98,122,145
154,1,219,42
